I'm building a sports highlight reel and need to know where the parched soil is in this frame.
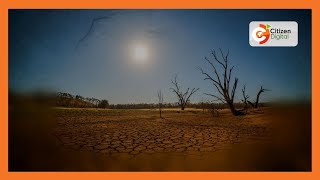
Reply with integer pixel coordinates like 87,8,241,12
10,105,310,171
51,108,273,171
54,109,271,155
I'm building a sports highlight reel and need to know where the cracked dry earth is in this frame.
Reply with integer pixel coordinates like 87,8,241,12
53,108,272,170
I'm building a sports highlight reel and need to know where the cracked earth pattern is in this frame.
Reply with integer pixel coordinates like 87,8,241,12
53,109,271,158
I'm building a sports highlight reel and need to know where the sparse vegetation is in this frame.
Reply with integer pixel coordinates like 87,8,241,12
248,86,270,108
56,92,96,108
199,49,244,116
157,90,164,118
241,85,250,111
170,74,199,110
98,100,109,108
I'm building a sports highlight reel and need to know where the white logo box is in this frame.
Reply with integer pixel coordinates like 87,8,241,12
249,21,298,47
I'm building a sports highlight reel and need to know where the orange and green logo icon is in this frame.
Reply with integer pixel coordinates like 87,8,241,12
252,24,271,44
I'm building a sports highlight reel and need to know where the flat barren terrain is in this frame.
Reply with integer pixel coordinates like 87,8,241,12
9,105,311,171
54,108,270,157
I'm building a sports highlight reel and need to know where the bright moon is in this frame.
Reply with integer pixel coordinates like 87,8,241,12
132,45,148,62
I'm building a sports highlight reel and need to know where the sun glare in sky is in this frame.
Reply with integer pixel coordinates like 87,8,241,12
132,44,148,62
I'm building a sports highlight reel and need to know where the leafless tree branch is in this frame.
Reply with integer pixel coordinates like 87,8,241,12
203,93,226,104
241,85,250,110
170,74,199,110
157,89,164,118
200,48,244,116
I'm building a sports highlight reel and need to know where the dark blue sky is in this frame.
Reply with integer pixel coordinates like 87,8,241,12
9,10,311,104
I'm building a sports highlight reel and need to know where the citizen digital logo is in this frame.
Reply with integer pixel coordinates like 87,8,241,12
270,28,292,40
270,28,292,34
249,21,298,47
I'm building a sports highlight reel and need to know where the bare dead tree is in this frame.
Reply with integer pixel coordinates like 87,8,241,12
209,103,220,117
199,48,244,116
157,90,164,118
248,86,270,108
241,85,250,110
201,98,205,113
170,75,199,110
247,100,255,108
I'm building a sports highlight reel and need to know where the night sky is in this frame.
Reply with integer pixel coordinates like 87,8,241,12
9,10,311,104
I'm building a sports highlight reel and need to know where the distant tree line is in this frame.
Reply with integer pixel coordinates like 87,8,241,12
56,92,108,108
55,92,268,110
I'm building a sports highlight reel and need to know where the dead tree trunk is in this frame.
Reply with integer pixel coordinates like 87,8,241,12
241,85,249,110
201,101,205,113
199,48,244,116
248,86,270,108
209,103,220,117
247,100,255,108
170,75,199,111
157,90,164,118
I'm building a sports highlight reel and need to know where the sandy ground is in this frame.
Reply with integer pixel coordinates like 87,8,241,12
9,104,311,171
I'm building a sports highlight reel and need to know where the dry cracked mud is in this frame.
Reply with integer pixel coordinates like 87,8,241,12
10,104,311,171
53,108,272,159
